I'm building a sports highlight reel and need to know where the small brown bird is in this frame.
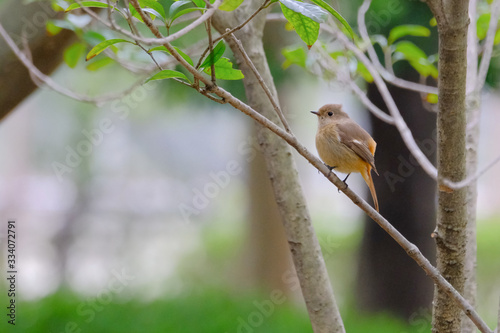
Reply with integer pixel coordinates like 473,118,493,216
311,104,379,212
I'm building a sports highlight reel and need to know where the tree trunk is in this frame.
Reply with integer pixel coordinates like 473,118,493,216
429,0,470,331
243,129,292,292
462,1,480,330
358,78,436,319
0,0,75,120
213,3,345,332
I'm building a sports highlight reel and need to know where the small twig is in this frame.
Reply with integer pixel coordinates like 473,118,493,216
311,44,395,125
476,0,500,91
75,0,222,45
228,32,293,133
383,47,395,76
197,0,271,69
205,16,216,84
348,80,395,124
332,23,438,180
356,0,438,95
0,22,146,104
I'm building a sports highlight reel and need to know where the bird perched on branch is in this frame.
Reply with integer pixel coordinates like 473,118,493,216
311,104,379,212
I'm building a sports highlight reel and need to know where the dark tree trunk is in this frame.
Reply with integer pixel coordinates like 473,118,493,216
356,75,437,318
0,0,75,121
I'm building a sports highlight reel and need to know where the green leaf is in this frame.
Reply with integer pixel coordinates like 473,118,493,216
46,20,63,36
203,58,244,80
86,57,115,71
309,0,355,40
192,0,205,8
169,0,191,17
388,25,431,45
394,41,438,78
146,69,190,82
219,0,244,11
64,42,86,68
356,61,373,83
66,1,110,11
139,0,166,20
199,40,226,69
477,13,491,40
494,29,500,45
149,46,194,66
171,7,203,22
429,17,437,27
86,39,132,60
426,93,438,104
282,46,307,69
279,0,327,23
280,3,320,48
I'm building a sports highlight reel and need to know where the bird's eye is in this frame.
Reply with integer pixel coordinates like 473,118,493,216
327,112,333,116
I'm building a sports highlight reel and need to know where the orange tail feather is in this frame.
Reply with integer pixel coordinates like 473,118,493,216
362,167,379,212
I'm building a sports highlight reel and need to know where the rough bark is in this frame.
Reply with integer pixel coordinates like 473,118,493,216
358,78,436,319
430,0,470,331
212,4,345,332
0,0,75,121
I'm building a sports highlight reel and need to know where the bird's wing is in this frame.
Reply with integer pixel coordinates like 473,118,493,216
337,121,378,174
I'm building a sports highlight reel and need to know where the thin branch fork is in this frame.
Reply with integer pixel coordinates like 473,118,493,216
227,32,292,133
128,1,492,331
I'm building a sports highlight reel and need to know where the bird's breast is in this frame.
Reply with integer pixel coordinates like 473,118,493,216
315,126,366,174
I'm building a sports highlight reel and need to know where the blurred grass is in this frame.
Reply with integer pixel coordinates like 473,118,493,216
2,217,498,332
2,289,433,333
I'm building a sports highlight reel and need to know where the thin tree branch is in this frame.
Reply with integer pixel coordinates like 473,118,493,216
196,0,271,69
356,0,438,96
310,44,395,125
127,2,493,330
227,32,293,133
74,0,222,45
0,21,145,104
331,23,439,179
476,0,500,91
205,16,216,84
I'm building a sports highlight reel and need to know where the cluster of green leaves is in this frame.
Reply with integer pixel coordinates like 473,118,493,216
278,0,354,48
282,23,438,102
48,0,356,85
47,0,246,82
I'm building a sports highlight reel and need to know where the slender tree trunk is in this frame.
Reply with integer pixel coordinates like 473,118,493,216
429,0,470,331
213,3,345,332
462,1,480,329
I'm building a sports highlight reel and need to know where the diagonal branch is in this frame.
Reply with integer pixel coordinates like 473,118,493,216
227,32,292,133
74,0,222,46
0,21,145,104
128,1,492,331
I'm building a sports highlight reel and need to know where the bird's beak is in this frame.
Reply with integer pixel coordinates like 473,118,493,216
310,111,319,116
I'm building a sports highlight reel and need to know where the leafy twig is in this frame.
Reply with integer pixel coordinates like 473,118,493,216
227,32,293,133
